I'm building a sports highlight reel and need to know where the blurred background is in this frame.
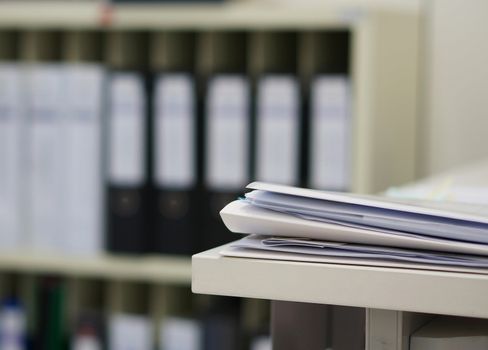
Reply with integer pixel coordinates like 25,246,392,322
0,0,487,349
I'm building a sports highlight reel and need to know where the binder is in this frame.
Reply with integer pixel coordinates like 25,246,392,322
106,32,149,254
152,73,197,255
203,75,251,250
255,75,300,186
62,32,105,256
309,75,351,191
23,32,65,253
0,61,24,251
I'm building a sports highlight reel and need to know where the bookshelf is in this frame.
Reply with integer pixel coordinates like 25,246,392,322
0,1,421,348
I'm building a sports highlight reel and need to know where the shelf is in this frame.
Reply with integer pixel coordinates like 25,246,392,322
0,251,191,285
0,0,420,30
192,244,488,318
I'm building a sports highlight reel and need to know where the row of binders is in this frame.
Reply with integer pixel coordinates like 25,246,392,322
0,30,351,256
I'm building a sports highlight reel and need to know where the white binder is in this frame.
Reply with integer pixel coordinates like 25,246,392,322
27,64,65,252
63,63,105,255
0,63,24,251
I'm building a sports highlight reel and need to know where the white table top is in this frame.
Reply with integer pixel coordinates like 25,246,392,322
192,243,488,318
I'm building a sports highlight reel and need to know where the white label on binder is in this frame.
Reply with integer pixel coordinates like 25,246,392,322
0,64,23,251
108,73,146,186
28,65,65,252
63,64,104,255
256,76,300,185
310,76,351,190
206,75,250,190
154,74,195,188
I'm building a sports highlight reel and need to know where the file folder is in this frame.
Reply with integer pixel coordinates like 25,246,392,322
106,32,149,254
24,31,65,253
152,73,197,255
107,72,148,254
309,75,351,190
255,75,300,186
62,32,105,256
203,75,251,250
0,63,24,251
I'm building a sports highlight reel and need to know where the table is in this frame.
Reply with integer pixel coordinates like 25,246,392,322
192,244,488,350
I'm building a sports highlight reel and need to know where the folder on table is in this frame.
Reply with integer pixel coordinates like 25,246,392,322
152,73,198,255
203,75,251,250
309,75,351,191
255,75,300,186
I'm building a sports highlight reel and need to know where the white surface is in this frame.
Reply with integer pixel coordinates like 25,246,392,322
0,64,24,251
423,0,488,176
192,244,488,318
310,75,351,190
154,74,196,188
108,73,146,186
63,64,105,256
255,76,300,186
205,75,250,190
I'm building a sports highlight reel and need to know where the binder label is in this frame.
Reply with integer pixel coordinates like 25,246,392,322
256,76,299,185
154,74,195,188
108,73,146,186
206,75,250,190
310,76,351,190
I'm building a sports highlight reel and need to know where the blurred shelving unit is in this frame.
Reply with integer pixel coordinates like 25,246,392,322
0,0,421,347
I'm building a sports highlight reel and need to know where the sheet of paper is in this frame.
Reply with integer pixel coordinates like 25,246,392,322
230,235,488,268
220,200,488,256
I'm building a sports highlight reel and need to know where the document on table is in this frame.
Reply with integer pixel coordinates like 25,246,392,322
220,182,488,256
224,235,488,269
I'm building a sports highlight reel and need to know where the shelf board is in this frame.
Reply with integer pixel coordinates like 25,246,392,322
0,1,104,29
0,0,357,30
0,251,191,285
192,243,488,318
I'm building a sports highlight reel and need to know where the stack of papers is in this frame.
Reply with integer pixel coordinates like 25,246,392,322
219,182,488,273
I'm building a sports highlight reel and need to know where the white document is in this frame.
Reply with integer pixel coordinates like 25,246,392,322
160,317,202,350
108,72,146,186
220,198,488,257
231,235,488,268
206,75,250,190
109,313,153,350
309,76,351,190
221,243,488,275
27,64,65,252
62,64,105,256
154,74,196,189
256,75,300,185
0,63,24,251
